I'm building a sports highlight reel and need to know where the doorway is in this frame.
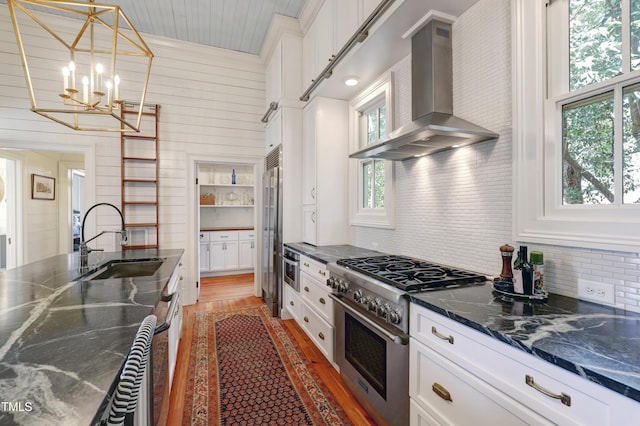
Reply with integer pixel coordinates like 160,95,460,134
196,160,259,302
71,169,85,252
0,145,93,267
0,157,18,269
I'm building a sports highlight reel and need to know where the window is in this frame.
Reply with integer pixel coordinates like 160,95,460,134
349,72,395,228
514,0,640,249
362,104,387,209
555,0,640,206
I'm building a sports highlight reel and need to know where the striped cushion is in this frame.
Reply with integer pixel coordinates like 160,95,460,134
107,315,157,426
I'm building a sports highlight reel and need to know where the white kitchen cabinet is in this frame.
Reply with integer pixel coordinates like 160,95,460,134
296,254,334,364
265,34,302,108
302,0,335,93
302,97,348,246
333,0,382,52
238,230,256,269
167,256,184,392
302,204,316,245
265,108,282,152
209,240,238,271
198,232,209,272
283,284,302,322
303,0,386,92
333,1,358,53
410,302,640,426
200,231,254,275
410,337,552,426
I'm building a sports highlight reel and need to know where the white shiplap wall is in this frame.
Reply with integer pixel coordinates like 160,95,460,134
349,0,640,313
0,6,265,304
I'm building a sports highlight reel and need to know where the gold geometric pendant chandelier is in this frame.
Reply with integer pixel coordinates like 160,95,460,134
8,0,153,132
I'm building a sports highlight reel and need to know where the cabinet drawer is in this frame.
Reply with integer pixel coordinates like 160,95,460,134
300,255,329,284
411,303,609,426
238,230,255,240
300,271,333,324
410,338,552,426
283,285,301,322
301,303,334,363
209,231,238,242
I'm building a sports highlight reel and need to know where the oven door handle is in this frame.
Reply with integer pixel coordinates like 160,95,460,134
283,256,298,268
154,292,179,335
329,294,409,345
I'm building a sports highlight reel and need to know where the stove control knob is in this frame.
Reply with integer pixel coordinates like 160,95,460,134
368,298,380,312
353,289,363,303
377,303,390,318
388,309,401,324
326,277,335,288
337,280,349,293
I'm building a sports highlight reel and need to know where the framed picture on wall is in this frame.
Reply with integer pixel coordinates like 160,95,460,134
31,174,55,200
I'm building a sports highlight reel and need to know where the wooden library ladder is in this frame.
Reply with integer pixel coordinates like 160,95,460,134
120,103,160,250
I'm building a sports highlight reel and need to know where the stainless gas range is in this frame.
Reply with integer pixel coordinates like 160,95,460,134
328,255,486,426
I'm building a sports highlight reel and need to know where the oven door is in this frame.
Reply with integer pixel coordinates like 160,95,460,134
331,294,409,426
283,251,299,291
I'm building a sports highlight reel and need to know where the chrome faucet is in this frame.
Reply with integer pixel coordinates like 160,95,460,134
79,203,128,272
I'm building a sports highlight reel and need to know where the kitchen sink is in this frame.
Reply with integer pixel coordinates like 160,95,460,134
88,258,164,280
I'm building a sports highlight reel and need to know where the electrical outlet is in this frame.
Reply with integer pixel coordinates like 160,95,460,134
577,279,615,306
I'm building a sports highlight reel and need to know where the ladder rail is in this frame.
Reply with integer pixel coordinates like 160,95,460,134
121,103,160,251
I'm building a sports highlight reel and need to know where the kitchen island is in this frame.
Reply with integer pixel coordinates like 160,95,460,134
407,283,640,416
0,248,184,426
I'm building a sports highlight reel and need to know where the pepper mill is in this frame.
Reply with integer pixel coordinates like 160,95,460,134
500,244,515,279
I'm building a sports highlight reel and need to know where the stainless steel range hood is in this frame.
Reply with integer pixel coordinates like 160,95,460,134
350,19,498,161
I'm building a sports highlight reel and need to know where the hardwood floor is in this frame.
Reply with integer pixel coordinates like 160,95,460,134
160,273,376,426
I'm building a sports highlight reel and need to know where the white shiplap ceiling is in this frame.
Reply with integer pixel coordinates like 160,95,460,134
2,0,307,55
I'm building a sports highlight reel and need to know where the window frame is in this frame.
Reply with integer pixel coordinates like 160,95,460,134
348,72,395,229
514,0,640,251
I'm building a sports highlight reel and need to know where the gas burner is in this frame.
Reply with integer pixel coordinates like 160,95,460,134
337,255,486,292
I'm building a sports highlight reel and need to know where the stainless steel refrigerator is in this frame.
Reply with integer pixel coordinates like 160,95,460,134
262,146,283,317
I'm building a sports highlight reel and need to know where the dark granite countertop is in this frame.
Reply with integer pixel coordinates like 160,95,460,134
408,283,640,404
284,243,383,264
0,248,184,425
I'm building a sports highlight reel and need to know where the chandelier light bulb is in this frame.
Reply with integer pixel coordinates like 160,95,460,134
62,66,69,93
68,61,76,90
114,75,120,101
82,76,89,103
95,63,104,95
106,80,113,106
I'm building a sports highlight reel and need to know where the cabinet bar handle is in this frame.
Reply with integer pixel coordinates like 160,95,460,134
319,270,326,276
432,383,452,402
304,316,309,323
304,286,310,292
431,326,454,344
318,332,325,340
319,297,326,304
304,262,310,267
525,375,571,406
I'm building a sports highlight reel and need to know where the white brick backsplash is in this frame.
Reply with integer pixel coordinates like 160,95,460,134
349,0,640,313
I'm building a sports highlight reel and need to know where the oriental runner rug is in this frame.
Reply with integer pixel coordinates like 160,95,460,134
182,305,352,425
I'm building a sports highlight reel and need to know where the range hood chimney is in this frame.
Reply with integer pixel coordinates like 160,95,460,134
349,19,498,161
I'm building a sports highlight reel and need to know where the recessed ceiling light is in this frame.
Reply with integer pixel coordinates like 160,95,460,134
344,76,359,86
